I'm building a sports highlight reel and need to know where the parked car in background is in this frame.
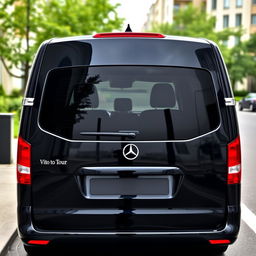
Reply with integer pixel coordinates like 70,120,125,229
238,93,256,111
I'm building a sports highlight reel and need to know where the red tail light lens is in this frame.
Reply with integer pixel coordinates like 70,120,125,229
28,240,50,245
93,32,165,38
17,136,31,184
209,239,231,244
227,136,241,184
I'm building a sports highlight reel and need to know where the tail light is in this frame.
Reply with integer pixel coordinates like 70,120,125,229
93,32,165,38
28,240,50,245
17,136,31,184
227,136,241,184
209,239,231,245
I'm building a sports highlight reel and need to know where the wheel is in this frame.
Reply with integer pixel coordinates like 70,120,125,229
239,104,243,111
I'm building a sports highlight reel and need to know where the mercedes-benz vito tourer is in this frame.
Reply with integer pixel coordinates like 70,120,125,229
17,32,241,255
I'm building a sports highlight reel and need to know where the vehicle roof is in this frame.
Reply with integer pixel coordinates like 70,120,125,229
48,34,210,45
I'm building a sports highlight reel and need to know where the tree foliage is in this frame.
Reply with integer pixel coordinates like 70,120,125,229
0,0,123,91
0,0,39,86
151,5,240,44
246,33,256,55
226,41,256,86
150,4,255,89
35,0,123,49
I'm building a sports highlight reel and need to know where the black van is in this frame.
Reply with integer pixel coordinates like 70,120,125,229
17,32,241,255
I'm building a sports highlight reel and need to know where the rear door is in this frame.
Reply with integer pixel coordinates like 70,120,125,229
30,63,228,232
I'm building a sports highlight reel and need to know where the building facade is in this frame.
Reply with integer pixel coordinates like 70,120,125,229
144,0,255,42
143,0,206,31
143,0,174,31
206,0,256,48
143,0,256,91
207,0,256,90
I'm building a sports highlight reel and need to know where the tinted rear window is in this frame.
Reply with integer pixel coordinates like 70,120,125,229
39,65,220,141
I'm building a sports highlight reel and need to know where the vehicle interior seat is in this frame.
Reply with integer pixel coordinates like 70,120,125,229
110,98,139,131
139,83,178,140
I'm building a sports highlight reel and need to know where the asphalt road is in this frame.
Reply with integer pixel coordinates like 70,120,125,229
2,110,256,256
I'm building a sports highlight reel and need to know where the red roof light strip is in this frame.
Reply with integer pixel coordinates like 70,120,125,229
93,32,165,38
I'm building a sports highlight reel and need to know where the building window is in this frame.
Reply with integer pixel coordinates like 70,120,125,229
213,16,217,28
174,4,180,11
223,15,229,28
212,0,217,10
236,0,243,7
252,14,256,25
235,14,242,26
224,0,229,9
234,36,240,45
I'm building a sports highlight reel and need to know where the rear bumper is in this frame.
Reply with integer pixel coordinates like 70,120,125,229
18,205,240,246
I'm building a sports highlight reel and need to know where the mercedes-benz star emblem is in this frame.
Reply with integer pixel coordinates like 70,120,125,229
123,144,139,160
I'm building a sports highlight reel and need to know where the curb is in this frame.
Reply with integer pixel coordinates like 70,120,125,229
0,229,17,256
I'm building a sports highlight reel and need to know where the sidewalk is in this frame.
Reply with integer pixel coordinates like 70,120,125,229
0,140,17,253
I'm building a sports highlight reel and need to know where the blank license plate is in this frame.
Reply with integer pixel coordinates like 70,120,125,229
85,176,173,199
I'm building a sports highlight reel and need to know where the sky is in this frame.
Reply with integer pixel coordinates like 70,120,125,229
110,0,156,31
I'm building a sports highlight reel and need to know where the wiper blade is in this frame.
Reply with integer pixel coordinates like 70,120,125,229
80,131,138,138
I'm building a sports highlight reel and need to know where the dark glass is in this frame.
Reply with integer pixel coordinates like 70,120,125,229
212,0,217,10
235,13,242,26
252,14,256,25
39,66,220,141
224,0,230,8
223,15,229,28
236,0,243,7
37,39,218,93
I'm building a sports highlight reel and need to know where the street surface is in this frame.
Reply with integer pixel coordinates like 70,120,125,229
2,110,256,255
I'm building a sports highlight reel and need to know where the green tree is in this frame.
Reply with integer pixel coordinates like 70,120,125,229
226,40,256,88
151,5,240,46
0,0,123,92
0,0,39,90
246,33,256,54
35,0,123,50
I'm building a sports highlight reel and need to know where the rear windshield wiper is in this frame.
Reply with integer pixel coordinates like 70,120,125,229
80,131,139,138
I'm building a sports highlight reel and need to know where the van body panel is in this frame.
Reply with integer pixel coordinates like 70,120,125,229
30,132,227,231
18,36,240,246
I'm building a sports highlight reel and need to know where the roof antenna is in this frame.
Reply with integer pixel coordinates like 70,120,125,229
125,24,132,32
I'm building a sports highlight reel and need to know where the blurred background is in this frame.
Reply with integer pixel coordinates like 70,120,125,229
0,0,256,139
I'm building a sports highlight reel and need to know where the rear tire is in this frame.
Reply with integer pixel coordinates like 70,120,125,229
239,104,243,111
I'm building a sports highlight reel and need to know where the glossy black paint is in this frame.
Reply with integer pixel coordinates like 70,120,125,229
18,36,240,247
